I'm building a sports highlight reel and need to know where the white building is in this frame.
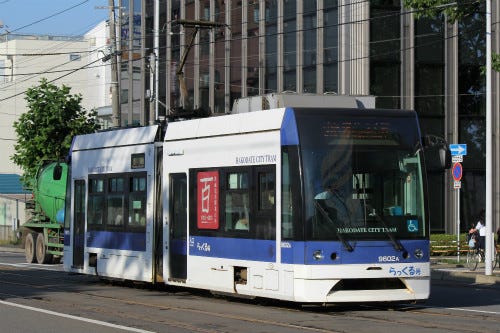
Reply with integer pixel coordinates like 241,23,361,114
83,20,113,128
0,21,111,176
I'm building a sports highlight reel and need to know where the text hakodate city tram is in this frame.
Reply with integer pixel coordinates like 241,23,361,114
63,95,450,303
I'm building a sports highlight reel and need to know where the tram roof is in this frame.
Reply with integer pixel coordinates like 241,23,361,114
164,108,287,141
72,125,160,151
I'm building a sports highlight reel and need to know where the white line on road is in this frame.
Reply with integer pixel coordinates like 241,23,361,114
0,262,62,271
0,300,157,333
445,307,500,315
406,303,500,315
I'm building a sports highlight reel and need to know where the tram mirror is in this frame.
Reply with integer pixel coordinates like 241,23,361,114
422,135,451,171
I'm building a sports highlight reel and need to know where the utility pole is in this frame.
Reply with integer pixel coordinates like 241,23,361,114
485,0,493,276
108,0,121,127
173,19,226,110
149,0,159,125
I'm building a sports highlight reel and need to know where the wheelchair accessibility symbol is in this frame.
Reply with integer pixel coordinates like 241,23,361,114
407,219,419,232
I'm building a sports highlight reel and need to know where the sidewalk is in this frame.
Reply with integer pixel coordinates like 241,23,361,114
431,256,500,286
0,245,23,253
1,246,499,287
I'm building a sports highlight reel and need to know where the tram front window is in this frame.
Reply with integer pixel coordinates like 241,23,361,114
295,109,427,242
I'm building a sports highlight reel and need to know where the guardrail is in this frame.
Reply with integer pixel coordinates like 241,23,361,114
431,240,499,256
431,241,469,256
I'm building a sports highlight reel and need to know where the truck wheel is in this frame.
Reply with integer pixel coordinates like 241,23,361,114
25,233,36,263
36,233,53,264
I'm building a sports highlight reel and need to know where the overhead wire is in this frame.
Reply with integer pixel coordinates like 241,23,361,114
2,0,90,35
0,1,490,142
0,1,491,108
0,0,107,83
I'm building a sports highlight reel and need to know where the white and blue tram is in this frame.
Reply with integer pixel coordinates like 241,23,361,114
64,98,449,303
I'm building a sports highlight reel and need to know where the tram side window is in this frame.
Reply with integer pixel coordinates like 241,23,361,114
282,151,293,239
256,170,276,240
129,176,147,227
259,172,275,210
107,177,125,227
88,178,104,228
225,172,250,231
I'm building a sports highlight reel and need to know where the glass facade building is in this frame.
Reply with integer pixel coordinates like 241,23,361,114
121,1,500,234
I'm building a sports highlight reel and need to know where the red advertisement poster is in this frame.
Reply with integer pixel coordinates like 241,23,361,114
197,171,219,229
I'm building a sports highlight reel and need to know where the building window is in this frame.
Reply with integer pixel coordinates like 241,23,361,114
265,0,278,92
284,0,297,91
369,1,401,109
415,16,445,116
324,0,338,93
303,0,317,93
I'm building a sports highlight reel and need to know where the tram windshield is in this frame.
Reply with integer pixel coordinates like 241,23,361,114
295,109,427,242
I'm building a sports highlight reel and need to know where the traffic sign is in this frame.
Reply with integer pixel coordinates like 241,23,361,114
449,144,467,156
454,181,461,189
452,155,463,163
452,162,463,181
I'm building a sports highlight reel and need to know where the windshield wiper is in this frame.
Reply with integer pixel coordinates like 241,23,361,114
314,200,354,252
366,204,404,252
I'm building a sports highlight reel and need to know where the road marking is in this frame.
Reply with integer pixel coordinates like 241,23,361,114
444,307,500,315
406,303,500,315
0,262,62,271
0,300,156,333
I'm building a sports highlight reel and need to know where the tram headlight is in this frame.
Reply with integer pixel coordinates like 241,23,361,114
414,248,424,259
313,250,324,261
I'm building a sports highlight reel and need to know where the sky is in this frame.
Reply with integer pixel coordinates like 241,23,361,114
0,0,109,36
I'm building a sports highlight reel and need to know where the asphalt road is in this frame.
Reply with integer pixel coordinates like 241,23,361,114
0,250,499,333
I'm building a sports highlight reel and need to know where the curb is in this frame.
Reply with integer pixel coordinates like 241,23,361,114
431,267,500,287
0,246,24,253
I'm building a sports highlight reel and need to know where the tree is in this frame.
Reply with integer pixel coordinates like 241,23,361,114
404,0,500,71
11,79,100,187
403,0,481,23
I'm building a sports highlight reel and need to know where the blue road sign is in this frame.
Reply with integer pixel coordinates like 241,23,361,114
449,144,467,156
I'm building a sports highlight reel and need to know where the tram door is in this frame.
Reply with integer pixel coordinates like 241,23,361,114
169,174,187,280
72,180,85,268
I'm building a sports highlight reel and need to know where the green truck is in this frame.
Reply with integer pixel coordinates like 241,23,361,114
22,162,68,264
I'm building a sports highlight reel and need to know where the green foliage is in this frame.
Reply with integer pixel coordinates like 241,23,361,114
430,233,462,243
430,233,469,256
404,0,500,72
11,79,100,187
493,53,500,72
403,0,481,23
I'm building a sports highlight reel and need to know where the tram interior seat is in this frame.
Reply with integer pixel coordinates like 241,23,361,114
108,207,123,225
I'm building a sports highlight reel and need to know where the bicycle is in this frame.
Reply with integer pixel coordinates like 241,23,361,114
466,245,498,271
466,247,481,271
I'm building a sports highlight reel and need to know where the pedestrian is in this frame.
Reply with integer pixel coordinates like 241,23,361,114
468,223,478,248
472,210,486,252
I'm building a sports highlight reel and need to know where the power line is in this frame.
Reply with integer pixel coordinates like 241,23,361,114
0,53,148,105
4,0,90,35
0,1,490,107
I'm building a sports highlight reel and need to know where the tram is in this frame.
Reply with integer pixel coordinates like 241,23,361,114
63,95,450,303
